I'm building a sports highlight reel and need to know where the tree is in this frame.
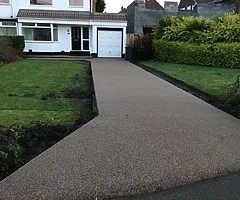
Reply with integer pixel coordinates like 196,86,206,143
96,0,106,13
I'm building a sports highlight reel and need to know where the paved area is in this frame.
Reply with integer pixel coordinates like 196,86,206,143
0,59,240,200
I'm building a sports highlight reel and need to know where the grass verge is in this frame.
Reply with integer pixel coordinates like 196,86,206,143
139,61,240,119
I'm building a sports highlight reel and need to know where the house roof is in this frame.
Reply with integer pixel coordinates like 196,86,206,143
17,9,127,21
179,0,196,8
119,6,127,14
196,0,210,3
145,0,164,10
178,0,212,8
209,0,235,3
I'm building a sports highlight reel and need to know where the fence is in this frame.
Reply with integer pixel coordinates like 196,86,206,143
126,34,154,62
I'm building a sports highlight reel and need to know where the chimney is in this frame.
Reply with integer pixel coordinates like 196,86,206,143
137,0,145,8
91,0,96,13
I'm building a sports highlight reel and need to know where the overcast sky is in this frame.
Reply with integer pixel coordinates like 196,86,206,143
105,0,180,13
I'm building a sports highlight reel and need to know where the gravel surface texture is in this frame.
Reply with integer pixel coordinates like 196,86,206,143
0,59,240,200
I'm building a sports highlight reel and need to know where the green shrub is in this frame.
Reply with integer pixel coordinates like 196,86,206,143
225,75,240,106
8,36,25,54
210,15,240,43
0,36,24,63
153,40,240,68
0,127,22,175
0,37,12,62
3,47,18,63
154,14,240,44
0,36,25,55
0,123,72,179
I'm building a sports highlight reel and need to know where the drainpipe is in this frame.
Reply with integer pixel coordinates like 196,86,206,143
92,0,96,12
10,0,14,18
90,0,92,12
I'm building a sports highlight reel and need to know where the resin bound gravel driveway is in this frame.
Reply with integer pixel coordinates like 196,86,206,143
0,59,240,200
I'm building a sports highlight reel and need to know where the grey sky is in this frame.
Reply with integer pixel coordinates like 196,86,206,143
105,0,180,13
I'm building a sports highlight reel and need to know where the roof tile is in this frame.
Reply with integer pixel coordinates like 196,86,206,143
17,9,127,21
145,0,164,10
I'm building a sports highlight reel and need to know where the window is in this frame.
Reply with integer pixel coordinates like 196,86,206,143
0,0,9,4
53,25,58,41
22,23,58,41
22,23,35,26
82,27,89,50
69,0,83,7
71,27,89,51
23,28,51,41
0,21,17,36
30,0,52,5
2,21,16,26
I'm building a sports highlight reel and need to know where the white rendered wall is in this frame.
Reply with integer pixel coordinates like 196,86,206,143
19,18,127,54
1,0,90,18
0,0,13,19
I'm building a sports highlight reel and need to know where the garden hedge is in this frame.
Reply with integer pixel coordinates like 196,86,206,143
0,36,25,63
153,40,240,68
154,15,240,44
0,36,25,54
8,36,25,54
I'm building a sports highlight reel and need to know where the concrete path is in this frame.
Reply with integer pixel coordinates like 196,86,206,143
0,59,240,200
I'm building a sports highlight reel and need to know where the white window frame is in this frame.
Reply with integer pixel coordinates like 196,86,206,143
22,23,58,42
69,0,84,8
0,21,17,35
81,27,89,51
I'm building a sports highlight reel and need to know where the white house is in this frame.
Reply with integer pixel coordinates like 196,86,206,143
0,0,127,57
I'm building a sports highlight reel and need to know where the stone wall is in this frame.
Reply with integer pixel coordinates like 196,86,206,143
134,7,165,34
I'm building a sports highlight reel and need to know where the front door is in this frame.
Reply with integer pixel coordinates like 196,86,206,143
72,27,81,50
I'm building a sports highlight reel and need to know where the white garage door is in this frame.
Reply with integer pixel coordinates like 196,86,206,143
98,30,122,58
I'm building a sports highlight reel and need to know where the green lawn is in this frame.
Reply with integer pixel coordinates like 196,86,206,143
0,59,92,127
141,61,240,99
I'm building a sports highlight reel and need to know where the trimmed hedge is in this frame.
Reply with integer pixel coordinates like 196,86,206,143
153,40,240,68
154,15,240,44
8,36,25,54
0,36,25,63
0,36,25,54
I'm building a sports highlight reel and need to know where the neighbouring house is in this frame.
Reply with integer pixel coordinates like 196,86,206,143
0,0,127,57
126,0,178,35
119,6,127,14
126,0,235,35
164,1,179,12
178,0,236,16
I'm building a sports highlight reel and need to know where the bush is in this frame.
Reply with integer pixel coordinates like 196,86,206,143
8,36,25,54
0,36,25,62
0,127,22,176
225,75,240,106
3,47,18,63
0,123,72,179
153,40,240,68
0,37,12,62
154,14,240,44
